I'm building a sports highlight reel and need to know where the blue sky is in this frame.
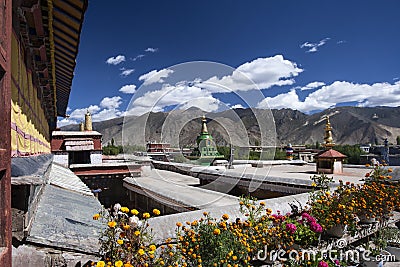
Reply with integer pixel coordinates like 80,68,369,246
58,0,400,126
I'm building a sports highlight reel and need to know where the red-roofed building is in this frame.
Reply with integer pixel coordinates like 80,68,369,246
315,149,347,174
315,116,347,174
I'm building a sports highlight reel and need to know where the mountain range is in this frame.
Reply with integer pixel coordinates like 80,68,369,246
61,106,400,147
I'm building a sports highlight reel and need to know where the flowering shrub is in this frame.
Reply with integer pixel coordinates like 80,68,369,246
309,177,358,235
93,204,162,267
354,164,400,219
91,167,399,267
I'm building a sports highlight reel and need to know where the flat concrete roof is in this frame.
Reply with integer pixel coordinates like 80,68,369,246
224,163,371,184
123,167,238,210
70,162,142,168
52,131,102,136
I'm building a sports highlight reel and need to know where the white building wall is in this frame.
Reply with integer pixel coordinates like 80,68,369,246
90,151,102,164
53,152,69,167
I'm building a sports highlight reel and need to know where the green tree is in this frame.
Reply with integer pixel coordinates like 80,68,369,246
217,146,230,159
334,144,365,164
274,148,287,160
111,138,115,146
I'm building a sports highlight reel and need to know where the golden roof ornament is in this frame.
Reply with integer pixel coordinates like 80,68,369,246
84,109,93,131
79,121,84,131
323,116,334,149
201,115,208,133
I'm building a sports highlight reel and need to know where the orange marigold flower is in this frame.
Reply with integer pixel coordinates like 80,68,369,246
93,213,100,220
107,221,117,228
153,209,161,216
213,228,221,235
120,207,129,213
222,214,229,220
176,222,183,227
143,212,150,219
131,209,139,215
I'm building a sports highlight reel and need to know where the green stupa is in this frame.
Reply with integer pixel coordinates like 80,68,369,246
192,115,224,165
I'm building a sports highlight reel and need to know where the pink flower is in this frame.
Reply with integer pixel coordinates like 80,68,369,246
302,212,316,224
286,223,297,234
318,261,329,267
310,222,323,233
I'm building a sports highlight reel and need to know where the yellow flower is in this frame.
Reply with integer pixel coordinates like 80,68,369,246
120,207,130,213
134,230,140,236
108,221,117,228
176,222,182,227
311,182,317,187
222,214,229,220
153,209,161,216
117,239,123,245
213,228,221,235
93,213,100,220
123,224,130,230
143,212,150,219
149,244,156,251
138,249,145,255
115,260,123,267
96,261,105,267
131,209,139,215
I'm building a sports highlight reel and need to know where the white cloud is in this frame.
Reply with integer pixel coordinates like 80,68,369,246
199,55,303,92
131,54,145,61
145,47,158,53
179,96,221,112
58,96,125,126
119,84,137,94
126,105,164,116
69,105,101,119
231,104,245,109
257,81,400,113
138,68,174,86
57,118,77,127
300,81,326,91
128,82,222,116
300,38,330,53
92,108,123,122
100,96,122,109
106,55,126,65
120,69,135,77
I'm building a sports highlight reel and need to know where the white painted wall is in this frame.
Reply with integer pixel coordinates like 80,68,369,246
53,153,69,167
90,151,102,164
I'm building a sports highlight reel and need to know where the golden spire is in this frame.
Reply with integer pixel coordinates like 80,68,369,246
323,116,334,149
84,110,93,131
79,121,84,131
201,115,208,133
